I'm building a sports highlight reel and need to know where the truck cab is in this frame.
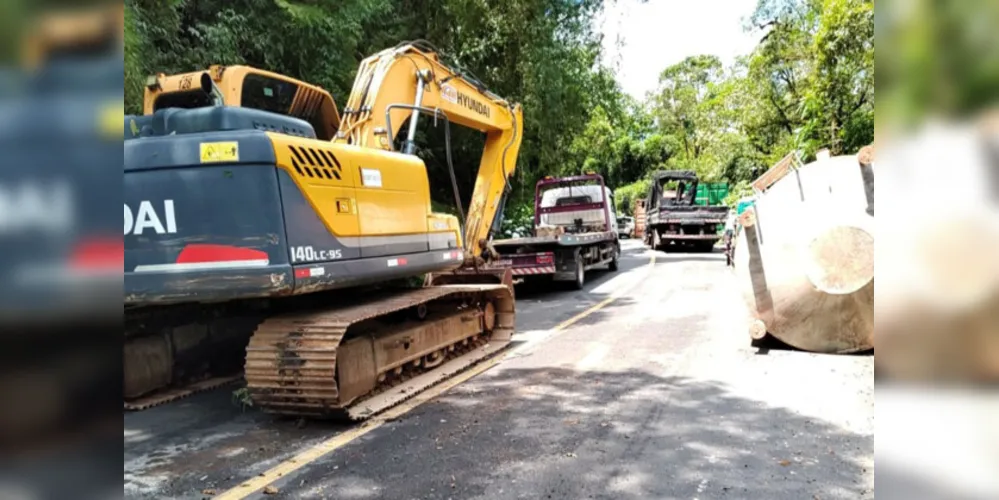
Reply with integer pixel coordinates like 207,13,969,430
536,181,618,236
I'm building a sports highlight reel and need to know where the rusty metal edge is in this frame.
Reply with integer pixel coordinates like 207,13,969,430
123,374,243,411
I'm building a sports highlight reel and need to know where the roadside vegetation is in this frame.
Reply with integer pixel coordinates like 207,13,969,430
125,0,873,217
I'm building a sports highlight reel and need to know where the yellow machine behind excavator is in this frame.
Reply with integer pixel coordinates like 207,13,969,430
139,64,342,141
124,42,524,419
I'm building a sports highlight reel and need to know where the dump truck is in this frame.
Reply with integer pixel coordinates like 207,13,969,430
643,170,728,252
1,4,123,446
124,42,525,419
732,149,874,353
489,174,620,289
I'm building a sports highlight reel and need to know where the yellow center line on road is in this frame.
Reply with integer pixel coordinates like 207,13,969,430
554,252,655,331
215,251,657,500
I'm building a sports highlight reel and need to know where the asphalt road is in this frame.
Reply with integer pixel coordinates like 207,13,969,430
124,239,874,500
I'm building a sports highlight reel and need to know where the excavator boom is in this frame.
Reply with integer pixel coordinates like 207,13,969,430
338,43,524,258
243,43,524,417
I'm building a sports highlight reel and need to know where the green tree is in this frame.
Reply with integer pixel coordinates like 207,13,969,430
653,55,724,166
124,0,873,223
799,0,874,155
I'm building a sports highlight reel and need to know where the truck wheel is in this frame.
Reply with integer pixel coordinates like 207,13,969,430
608,245,619,272
573,254,586,290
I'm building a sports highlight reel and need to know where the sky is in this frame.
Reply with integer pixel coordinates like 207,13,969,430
598,0,763,99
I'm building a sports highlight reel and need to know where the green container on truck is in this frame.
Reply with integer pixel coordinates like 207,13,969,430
695,182,729,206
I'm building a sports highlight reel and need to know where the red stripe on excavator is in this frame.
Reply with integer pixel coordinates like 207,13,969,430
133,244,270,273
176,244,268,264
70,237,124,269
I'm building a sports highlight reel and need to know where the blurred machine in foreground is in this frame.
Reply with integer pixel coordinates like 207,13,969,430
874,116,999,381
733,149,875,353
0,3,122,449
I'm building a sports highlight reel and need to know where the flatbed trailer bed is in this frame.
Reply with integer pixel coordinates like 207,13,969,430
491,231,618,287
492,231,616,249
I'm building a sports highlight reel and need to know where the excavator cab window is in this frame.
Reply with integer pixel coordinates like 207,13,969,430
151,73,300,116
241,73,297,115
152,90,213,111
243,73,334,139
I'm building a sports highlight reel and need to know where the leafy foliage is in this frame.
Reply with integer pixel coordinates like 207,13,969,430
876,0,999,129
498,203,535,238
613,179,651,216
125,0,872,226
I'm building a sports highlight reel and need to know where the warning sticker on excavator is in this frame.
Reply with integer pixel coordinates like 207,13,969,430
200,142,239,163
361,168,382,187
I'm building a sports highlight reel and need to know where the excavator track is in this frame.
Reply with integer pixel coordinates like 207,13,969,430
244,284,515,420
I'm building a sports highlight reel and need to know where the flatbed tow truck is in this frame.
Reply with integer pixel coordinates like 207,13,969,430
488,174,620,289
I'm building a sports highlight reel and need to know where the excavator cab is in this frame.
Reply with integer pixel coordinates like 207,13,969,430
131,66,340,141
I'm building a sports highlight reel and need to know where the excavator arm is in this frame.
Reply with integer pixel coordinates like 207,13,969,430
336,43,524,260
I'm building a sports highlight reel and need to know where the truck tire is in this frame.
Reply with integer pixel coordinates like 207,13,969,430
608,244,619,272
573,253,586,290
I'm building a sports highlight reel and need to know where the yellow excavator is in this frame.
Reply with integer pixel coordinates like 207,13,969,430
124,41,523,419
